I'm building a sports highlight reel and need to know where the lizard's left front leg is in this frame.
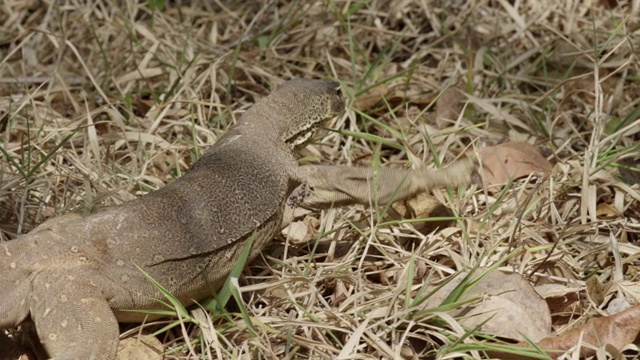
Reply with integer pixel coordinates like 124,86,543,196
290,159,473,209
29,270,119,360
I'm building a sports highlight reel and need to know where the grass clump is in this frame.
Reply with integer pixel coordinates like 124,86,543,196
1,0,639,358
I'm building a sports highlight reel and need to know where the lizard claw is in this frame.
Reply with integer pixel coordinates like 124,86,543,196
287,184,312,208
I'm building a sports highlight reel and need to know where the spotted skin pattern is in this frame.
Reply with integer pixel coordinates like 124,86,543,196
0,79,472,359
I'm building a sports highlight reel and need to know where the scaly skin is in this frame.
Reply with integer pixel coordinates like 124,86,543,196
0,79,472,359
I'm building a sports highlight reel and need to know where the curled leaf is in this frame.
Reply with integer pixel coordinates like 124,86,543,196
478,142,553,187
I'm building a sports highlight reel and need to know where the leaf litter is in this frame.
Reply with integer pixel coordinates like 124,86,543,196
1,0,639,359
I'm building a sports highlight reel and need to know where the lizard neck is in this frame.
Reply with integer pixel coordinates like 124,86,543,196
233,101,298,147
212,104,287,153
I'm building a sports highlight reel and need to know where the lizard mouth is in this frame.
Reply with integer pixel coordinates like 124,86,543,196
287,127,316,149
287,105,343,150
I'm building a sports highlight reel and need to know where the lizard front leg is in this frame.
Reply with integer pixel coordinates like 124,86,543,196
29,270,119,360
290,159,473,209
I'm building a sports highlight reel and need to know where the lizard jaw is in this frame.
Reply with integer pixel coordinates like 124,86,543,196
286,116,336,150
287,126,316,150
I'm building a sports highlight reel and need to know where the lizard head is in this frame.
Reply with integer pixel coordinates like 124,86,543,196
276,79,346,150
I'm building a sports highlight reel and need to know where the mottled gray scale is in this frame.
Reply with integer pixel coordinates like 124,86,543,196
0,79,347,360
0,78,473,360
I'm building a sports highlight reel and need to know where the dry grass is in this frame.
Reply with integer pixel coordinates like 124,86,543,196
1,0,640,359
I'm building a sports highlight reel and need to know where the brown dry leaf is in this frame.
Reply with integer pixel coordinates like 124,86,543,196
282,220,309,244
1,1,637,359
596,203,622,218
516,304,640,358
478,142,553,187
116,334,164,360
536,283,581,322
390,193,456,234
353,83,388,111
281,210,318,244
435,87,465,128
422,269,552,342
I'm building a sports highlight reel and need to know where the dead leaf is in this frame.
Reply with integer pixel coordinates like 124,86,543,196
353,83,388,111
390,193,456,234
281,211,318,245
596,203,622,218
421,268,552,342
478,142,553,187
282,220,309,244
117,334,164,360
435,87,465,128
536,283,581,323
515,303,640,358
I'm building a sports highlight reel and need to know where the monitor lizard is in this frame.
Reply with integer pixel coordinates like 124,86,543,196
0,78,473,359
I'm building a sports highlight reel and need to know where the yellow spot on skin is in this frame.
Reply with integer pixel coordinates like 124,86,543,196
48,333,57,341
116,259,125,266
94,317,102,323
60,295,67,302
9,262,16,269
60,319,68,328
